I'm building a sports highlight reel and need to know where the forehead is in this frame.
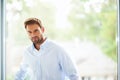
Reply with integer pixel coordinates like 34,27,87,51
26,24,40,30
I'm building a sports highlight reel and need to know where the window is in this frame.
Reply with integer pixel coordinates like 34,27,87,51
0,0,120,80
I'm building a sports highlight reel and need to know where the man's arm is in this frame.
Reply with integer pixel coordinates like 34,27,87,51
58,48,80,80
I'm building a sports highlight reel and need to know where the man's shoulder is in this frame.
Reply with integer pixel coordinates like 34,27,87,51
47,39,61,48
48,39,66,51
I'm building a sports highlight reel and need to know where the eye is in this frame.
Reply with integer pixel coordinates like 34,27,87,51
34,29,39,32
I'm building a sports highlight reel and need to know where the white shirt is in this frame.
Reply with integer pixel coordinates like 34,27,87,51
15,39,79,80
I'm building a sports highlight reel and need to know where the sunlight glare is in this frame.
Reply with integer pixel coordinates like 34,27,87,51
41,0,72,29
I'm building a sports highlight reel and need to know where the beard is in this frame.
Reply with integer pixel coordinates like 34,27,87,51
31,36,43,44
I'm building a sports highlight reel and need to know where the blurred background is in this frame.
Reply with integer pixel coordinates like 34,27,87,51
6,0,117,80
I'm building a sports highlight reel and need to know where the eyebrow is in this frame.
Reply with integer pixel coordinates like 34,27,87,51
27,31,32,33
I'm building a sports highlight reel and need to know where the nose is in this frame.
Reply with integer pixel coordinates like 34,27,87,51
30,32,36,37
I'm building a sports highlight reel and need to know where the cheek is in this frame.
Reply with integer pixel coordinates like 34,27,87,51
37,31,43,36
27,33,32,37
28,35,32,39
27,33,34,38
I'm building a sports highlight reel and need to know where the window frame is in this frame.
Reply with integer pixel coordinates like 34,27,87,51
118,0,120,80
0,0,6,80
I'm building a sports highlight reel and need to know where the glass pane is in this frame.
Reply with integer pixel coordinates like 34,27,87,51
6,0,118,80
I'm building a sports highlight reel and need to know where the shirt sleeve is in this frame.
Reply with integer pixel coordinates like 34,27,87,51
58,48,80,80
15,51,28,80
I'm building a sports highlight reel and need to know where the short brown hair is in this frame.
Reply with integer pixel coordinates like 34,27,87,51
24,18,42,28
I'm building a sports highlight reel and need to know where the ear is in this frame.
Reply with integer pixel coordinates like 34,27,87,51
41,27,45,33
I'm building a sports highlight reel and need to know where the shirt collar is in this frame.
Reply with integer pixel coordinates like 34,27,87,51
40,38,49,49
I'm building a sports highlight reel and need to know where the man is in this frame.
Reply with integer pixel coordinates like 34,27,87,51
15,18,79,80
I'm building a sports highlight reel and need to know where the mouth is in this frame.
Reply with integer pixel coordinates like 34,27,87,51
31,36,39,42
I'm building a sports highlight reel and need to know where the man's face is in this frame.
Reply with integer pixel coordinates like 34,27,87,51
26,24,44,44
